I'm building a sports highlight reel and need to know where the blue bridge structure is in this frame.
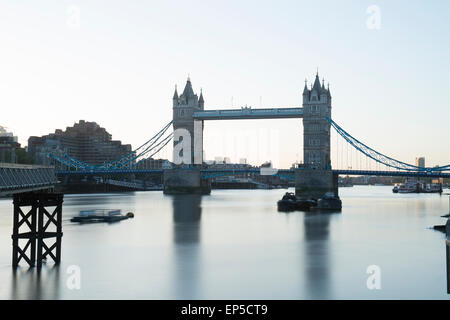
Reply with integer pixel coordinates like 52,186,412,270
5,74,449,196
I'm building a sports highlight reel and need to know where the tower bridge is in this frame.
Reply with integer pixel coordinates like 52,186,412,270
166,73,335,196
40,74,450,197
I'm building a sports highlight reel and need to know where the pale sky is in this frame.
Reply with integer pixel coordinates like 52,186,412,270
1,0,449,169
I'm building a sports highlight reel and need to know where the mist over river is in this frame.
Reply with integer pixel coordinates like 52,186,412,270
0,186,449,299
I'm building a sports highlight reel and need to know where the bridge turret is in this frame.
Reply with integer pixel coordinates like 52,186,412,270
320,78,328,103
302,80,309,104
173,85,179,107
198,89,204,110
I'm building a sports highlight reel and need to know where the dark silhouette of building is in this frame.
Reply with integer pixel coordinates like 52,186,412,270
0,126,22,163
28,120,132,166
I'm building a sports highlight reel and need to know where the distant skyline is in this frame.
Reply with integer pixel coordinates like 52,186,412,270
1,1,450,168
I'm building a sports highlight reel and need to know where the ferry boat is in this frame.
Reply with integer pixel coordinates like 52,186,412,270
397,181,421,193
392,181,442,194
422,183,443,193
71,209,134,223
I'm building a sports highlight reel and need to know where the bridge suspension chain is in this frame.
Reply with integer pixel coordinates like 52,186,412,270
49,120,173,171
327,117,449,172
100,120,173,169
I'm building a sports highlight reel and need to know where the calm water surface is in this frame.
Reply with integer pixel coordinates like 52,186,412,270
0,186,449,299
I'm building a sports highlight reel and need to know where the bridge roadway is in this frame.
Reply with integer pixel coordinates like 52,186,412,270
55,168,450,178
0,163,56,196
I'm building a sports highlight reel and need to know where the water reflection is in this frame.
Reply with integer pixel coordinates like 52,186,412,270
170,194,203,299
303,212,334,299
10,265,60,300
172,195,202,244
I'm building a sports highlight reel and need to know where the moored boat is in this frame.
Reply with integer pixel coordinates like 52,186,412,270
316,192,342,211
277,192,316,212
393,180,442,194
71,209,134,223
422,183,443,193
398,180,421,193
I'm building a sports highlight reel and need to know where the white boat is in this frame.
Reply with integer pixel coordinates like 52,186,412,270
397,181,420,193
393,181,442,194
422,183,442,193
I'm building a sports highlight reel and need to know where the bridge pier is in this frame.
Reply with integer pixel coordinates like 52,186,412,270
12,192,63,268
295,169,338,199
163,168,211,195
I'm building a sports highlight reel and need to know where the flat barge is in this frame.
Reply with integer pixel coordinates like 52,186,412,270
71,209,133,223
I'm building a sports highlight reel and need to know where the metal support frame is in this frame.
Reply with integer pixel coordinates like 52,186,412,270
12,192,63,268
447,239,450,294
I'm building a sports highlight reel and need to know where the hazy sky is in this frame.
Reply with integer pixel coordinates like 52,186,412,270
1,1,449,168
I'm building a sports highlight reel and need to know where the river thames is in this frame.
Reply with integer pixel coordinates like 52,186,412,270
0,186,449,299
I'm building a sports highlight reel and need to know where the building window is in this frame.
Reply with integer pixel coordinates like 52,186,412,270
309,152,322,164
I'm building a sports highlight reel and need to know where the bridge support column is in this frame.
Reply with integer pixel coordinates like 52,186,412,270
295,169,338,199
163,168,211,195
447,238,450,294
446,220,450,294
12,192,63,268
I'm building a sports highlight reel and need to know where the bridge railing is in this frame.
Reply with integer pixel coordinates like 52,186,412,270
0,163,56,195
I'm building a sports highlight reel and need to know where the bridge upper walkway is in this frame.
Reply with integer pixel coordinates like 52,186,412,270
193,107,303,120
0,163,56,196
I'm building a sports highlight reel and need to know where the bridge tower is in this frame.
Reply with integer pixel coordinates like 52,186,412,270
302,72,331,169
164,77,210,194
296,72,338,198
172,76,204,165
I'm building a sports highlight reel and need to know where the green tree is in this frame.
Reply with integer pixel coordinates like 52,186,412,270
15,148,34,164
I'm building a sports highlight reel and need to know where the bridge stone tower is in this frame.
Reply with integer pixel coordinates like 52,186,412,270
296,73,338,199
164,77,210,194
172,77,204,165
302,73,331,170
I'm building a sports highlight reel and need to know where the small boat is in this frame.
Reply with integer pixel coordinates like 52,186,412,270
71,209,134,223
422,183,442,193
316,192,342,211
277,192,316,212
397,180,421,193
393,181,442,194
